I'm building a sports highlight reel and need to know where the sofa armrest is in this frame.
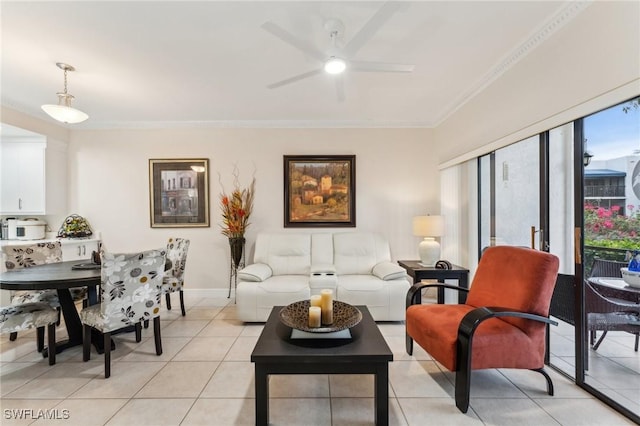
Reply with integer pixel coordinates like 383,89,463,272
372,261,407,281
238,263,273,282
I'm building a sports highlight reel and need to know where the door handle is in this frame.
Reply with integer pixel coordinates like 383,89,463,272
82,245,86,256
18,198,22,210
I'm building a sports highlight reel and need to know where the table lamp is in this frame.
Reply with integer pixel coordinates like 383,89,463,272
412,215,444,267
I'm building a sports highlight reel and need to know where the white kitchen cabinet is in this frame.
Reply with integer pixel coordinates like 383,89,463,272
61,239,100,261
0,141,46,214
0,124,67,215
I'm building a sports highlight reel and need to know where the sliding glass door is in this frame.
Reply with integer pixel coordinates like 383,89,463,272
477,97,639,422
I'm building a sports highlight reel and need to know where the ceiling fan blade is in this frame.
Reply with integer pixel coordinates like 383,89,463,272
343,2,402,57
267,68,323,89
335,76,345,102
350,60,414,73
261,21,326,62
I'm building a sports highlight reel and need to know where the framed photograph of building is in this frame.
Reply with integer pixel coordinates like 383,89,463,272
149,158,210,228
284,155,356,227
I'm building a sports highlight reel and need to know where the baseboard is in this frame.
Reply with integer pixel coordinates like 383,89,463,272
183,288,234,298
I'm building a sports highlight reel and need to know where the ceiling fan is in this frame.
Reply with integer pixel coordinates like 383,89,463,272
262,2,415,101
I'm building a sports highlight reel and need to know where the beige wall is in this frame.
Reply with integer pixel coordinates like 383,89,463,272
436,1,640,166
67,127,436,291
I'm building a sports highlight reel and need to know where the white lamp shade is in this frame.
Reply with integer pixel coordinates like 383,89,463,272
412,215,444,237
41,104,89,124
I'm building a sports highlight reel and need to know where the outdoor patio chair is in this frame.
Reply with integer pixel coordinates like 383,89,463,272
585,280,640,352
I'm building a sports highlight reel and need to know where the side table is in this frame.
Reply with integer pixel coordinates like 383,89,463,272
397,260,469,304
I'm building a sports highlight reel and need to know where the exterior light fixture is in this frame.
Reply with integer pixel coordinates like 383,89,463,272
41,63,89,124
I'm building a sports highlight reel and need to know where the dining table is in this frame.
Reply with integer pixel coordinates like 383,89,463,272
0,260,104,356
588,277,640,304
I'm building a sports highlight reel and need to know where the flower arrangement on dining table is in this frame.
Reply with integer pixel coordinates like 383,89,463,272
219,172,256,240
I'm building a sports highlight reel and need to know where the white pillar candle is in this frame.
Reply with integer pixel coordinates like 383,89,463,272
308,306,321,328
320,289,334,325
310,295,322,308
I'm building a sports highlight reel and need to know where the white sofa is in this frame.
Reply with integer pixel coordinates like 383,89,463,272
236,232,410,322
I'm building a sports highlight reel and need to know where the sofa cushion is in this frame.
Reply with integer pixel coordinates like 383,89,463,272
254,233,311,275
333,233,392,275
372,262,407,281
333,233,377,275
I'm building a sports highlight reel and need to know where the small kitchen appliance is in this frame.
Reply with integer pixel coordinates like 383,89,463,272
15,219,47,240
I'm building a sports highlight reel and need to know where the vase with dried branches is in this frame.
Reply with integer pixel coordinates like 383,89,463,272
219,168,256,269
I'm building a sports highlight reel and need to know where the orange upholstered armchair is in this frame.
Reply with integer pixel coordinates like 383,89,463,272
405,246,560,413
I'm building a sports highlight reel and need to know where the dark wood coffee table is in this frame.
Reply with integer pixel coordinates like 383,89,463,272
251,305,393,426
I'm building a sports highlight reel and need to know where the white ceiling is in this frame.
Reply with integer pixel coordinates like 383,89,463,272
1,1,585,129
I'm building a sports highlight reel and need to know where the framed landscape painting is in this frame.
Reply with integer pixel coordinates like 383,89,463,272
149,158,210,228
284,155,356,227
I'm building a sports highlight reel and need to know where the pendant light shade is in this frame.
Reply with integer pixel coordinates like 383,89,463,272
41,63,89,124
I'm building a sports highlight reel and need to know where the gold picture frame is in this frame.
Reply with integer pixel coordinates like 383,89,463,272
284,155,356,227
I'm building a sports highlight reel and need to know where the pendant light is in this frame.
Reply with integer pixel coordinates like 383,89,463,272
41,62,89,124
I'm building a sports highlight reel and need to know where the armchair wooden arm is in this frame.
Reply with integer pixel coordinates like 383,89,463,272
406,282,470,308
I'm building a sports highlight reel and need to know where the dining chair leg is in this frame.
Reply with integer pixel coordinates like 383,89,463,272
143,319,149,329
635,334,639,352
9,332,17,341
135,323,142,342
47,324,56,366
104,332,112,378
36,327,45,352
153,317,163,356
165,293,172,310
83,325,91,361
180,290,186,316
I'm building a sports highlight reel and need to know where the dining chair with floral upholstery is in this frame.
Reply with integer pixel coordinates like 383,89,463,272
2,242,71,350
162,238,190,316
80,249,166,378
0,302,58,365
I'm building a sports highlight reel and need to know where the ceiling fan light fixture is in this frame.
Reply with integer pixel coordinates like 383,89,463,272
324,57,346,74
41,63,89,124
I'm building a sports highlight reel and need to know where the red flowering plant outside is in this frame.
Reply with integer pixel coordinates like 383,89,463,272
584,203,640,250
219,170,255,239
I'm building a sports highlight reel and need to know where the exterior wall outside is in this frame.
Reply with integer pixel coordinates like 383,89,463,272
588,155,640,213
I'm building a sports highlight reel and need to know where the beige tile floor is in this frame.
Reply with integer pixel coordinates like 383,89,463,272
0,295,635,426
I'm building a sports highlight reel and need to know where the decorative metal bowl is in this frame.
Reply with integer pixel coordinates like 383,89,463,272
279,300,362,333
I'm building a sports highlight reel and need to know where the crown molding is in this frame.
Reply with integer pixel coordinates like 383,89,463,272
433,0,592,127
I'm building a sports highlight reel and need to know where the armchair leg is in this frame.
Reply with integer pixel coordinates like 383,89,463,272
165,293,172,310
406,333,413,356
153,317,163,356
104,332,112,378
531,368,554,396
46,324,56,366
455,335,472,413
179,290,186,316
83,325,91,361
